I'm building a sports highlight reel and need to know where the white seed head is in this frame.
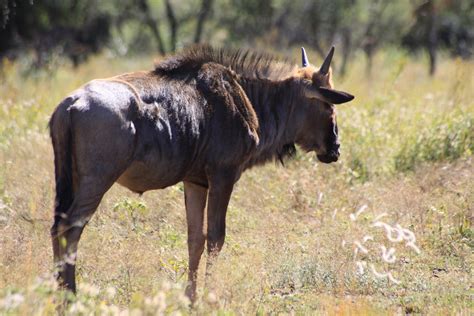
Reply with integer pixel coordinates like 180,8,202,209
0,293,25,309
406,241,421,254
354,241,368,254
380,246,397,263
317,192,324,205
362,235,374,243
369,264,388,279
387,272,401,284
332,208,338,220
356,261,367,274
106,286,117,299
373,213,388,222
350,204,368,221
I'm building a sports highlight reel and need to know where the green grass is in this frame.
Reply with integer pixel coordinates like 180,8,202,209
394,113,473,171
0,50,473,314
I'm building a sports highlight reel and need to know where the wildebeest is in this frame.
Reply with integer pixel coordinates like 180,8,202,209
49,45,354,301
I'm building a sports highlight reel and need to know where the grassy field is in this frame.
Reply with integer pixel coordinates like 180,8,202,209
0,50,473,315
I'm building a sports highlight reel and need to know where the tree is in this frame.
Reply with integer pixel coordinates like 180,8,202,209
137,0,166,55
194,0,214,43
0,0,471,72
403,0,474,75
0,0,112,67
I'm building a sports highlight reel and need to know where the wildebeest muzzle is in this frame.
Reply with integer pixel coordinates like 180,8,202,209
317,142,340,163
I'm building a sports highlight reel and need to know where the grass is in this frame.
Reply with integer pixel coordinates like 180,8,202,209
0,50,473,314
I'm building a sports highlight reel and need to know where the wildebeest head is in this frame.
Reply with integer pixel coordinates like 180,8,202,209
294,47,354,163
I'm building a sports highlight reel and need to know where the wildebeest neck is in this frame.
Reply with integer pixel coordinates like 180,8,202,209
238,77,301,168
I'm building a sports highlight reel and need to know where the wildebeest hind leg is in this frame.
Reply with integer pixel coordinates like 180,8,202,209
55,177,115,293
52,96,137,293
183,181,208,303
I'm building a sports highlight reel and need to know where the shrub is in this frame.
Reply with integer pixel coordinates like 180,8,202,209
394,113,474,172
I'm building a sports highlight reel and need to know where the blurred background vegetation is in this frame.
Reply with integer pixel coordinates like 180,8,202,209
0,0,473,75
0,1,473,314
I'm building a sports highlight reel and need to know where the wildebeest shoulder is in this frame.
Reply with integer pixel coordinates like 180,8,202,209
196,62,259,164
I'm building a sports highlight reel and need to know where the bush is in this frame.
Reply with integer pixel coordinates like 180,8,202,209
394,113,473,172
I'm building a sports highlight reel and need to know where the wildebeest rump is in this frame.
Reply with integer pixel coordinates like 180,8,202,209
49,45,354,301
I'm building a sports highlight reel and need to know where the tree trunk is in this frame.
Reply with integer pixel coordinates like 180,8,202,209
426,1,437,76
165,0,178,52
194,0,213,44
366,51,373,77
340,27,352,77
137,0,166,55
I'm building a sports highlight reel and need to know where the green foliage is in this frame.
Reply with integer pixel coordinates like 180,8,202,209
271,257,392,296
0,0,112,66
113,197,148,215
403,0,474,58
394,114,474,172
1,0,472,71
113,197,149,231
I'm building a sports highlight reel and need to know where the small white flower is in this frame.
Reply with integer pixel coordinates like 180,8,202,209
0,293,24,309
106,286,117,299
69,301,86,314
207,292,218,304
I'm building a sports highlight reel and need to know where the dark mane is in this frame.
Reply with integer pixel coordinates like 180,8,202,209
154,45,297,80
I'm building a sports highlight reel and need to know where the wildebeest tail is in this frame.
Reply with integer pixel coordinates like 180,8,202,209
49,96,77,217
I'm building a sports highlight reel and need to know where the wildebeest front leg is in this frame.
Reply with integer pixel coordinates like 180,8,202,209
183,181,208,303
205,169,237,280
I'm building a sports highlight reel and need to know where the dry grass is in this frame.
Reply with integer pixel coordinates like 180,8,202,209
0,51,473,314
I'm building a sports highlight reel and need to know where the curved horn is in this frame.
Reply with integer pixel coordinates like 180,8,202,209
320,46,335,74
301,47,309,67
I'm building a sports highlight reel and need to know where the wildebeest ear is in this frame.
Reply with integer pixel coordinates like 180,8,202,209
305,86,354,104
